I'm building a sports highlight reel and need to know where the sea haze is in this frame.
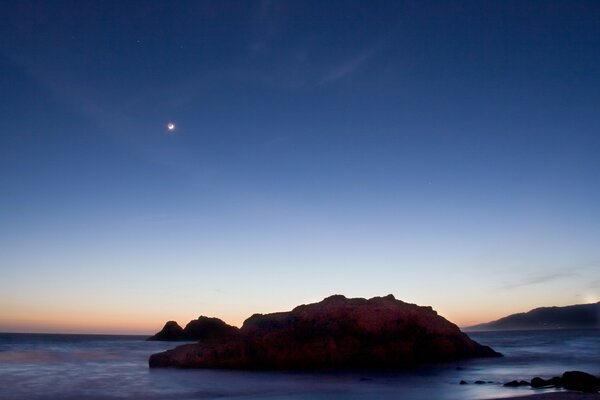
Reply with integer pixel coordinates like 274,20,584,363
0,330,599,400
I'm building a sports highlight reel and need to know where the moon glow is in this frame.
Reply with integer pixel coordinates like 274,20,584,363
167,122,176,132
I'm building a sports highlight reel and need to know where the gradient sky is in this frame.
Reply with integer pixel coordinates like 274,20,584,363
1,0,599,334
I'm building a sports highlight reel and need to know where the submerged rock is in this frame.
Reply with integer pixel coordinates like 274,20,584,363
149,294,501,369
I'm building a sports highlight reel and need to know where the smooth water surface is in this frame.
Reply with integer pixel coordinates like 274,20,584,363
0,330,598,400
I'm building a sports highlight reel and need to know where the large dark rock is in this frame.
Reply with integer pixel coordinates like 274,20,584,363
148,316,240,342
149,294,501,369
562,371,600,393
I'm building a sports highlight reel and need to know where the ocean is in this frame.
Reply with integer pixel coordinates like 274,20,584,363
0,330,598,400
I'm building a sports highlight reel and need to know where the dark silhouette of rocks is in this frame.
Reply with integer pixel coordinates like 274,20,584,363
147,321,188,341
562,371,600,393
148,317,239,341
531,376,562,388
149,294,501,369
466,302,600,331
183,316,240,341
503,380,530,387
503,371,600,393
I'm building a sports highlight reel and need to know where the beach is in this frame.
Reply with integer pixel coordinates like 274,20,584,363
485,393,600,400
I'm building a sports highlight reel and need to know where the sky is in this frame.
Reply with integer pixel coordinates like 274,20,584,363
0,0,599,334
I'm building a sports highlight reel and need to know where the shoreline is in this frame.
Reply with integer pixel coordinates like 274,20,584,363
483,392,600,400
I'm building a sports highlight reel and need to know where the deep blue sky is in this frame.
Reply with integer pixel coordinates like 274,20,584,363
1,1,599,333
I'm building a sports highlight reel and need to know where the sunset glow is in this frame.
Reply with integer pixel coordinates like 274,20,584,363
1,1,598,336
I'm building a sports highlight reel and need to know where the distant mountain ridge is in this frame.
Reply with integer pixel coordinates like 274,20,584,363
466,302,600,331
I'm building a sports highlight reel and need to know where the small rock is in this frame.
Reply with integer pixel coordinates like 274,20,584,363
504,380,530,387
474,380,486,384
531,377,556,388
147,321,189,341
459,380,467,385
547,377,562,387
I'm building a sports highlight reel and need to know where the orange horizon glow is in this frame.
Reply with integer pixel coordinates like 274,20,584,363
2,296,590,336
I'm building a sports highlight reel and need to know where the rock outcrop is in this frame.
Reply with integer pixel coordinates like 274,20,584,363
149,294,501,369
563,371,600,393
148,321,188,341
148,317,239,341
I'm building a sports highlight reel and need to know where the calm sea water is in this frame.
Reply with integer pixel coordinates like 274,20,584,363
0,330,598,400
